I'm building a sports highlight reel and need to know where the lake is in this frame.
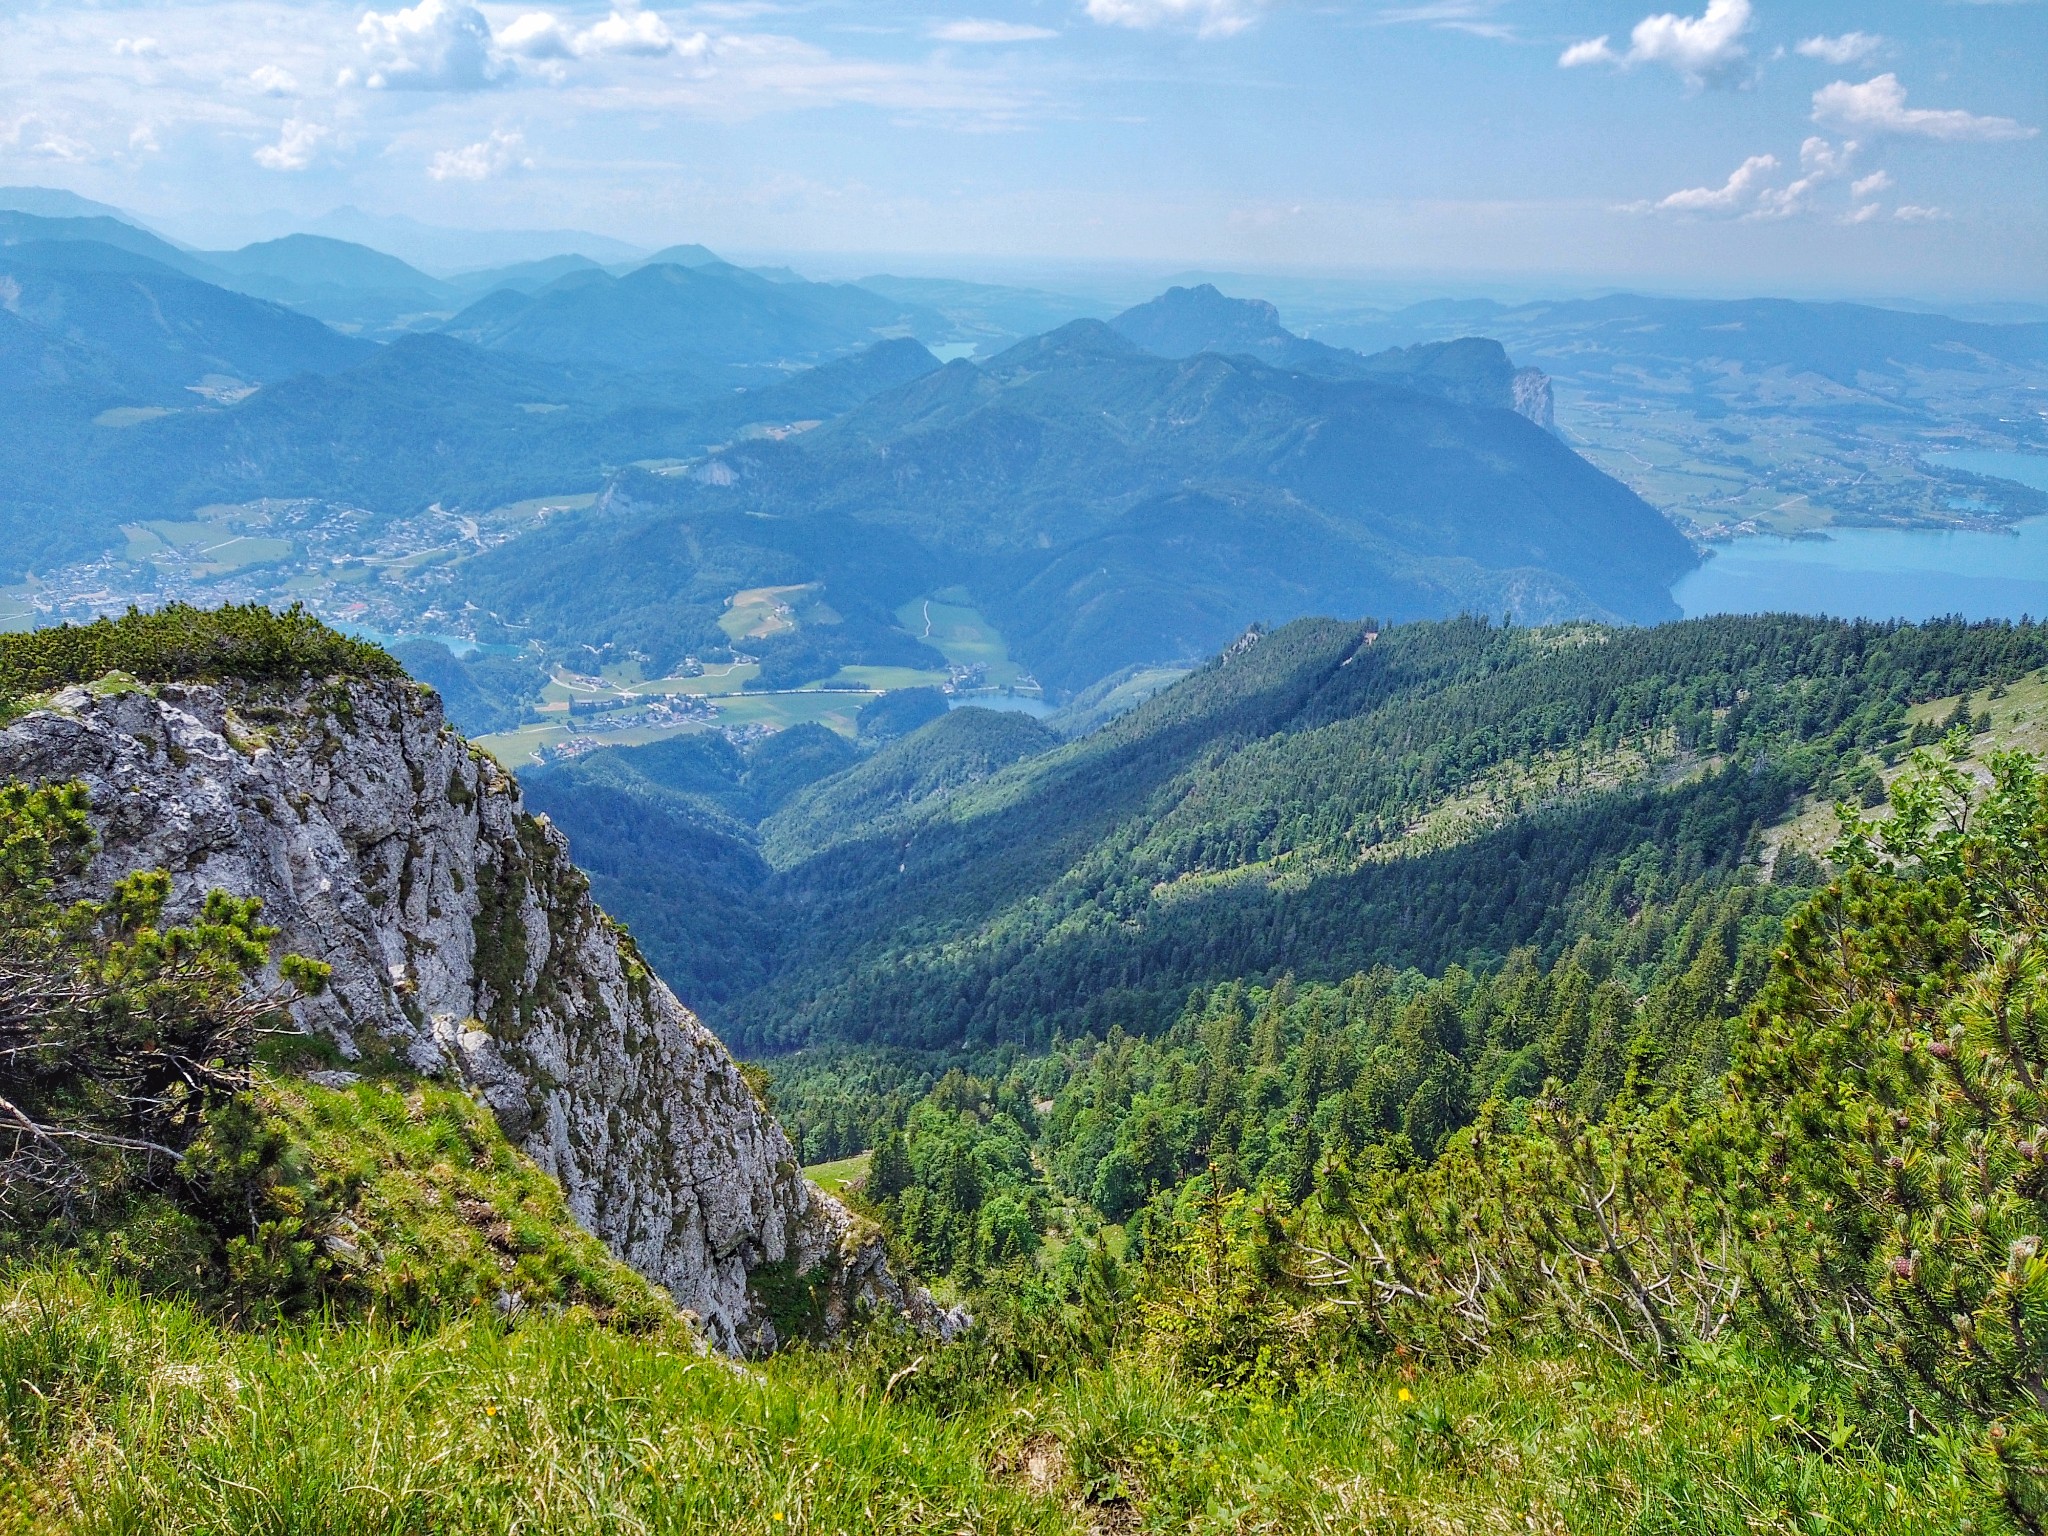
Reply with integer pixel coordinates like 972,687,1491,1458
1672,450,2048,622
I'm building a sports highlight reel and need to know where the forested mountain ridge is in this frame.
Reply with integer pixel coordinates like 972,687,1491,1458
525,611,2048,1058
0,239,374,390
470,319,1692,695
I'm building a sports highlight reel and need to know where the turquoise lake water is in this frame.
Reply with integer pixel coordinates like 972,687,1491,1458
1671,451,2048,622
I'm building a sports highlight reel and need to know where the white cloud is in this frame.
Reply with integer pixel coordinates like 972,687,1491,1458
579,8,681,57
1895,204,1951,222
1375,1,1514,37
931,19,1061,42
1559,0,1752,87
1850,169,1892,198
358,0,508,90
428,127,532,179
1652,152,1776,213
249,64,300,96
1639,135,1882,222
1084,0,1269,40
1813,74,2036,141
1841,203,1881,224
31,133,95,163
1749,136,1854,219
496,8,705,66
498,12,577,59
112,37,162,58
1794,32,1882,67
253,117,329,171
129,123,160,154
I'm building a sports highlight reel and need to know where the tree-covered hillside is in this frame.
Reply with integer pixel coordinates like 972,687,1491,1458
533,612,2048,1056
458,320,1693,696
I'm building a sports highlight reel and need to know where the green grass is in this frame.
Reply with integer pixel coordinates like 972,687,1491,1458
710,693,864,736
721,585,815,644
0,1265,1989,1536
802,1152,871,1197
487,492,600,524
894,596,1037,692
255,1074,673,1327
47,1069,672,1332
816,666,948,691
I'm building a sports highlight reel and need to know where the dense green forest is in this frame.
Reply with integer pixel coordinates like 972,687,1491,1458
540,611,2048,1058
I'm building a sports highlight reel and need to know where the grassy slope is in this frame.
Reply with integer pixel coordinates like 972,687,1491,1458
254,1073,673,1327
0,1264,1979,1535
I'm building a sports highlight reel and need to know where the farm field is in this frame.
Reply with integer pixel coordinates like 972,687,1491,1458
721,584,816,643
479,592,1057,765
896,592,1040,695
0,585,33,632
123,517,293,575
480,656,875,766
822,664,950,690
709,691,867,735
1551,368,2047,540
91,404,177,427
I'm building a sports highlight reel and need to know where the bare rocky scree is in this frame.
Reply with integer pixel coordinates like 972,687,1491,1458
0,673,959,1353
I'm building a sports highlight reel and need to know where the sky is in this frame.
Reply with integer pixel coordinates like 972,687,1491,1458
2,0,2043,298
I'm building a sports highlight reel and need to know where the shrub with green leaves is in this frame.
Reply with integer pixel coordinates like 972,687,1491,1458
0,779,327,1226
1726,737,2048,1431
0,601,400,711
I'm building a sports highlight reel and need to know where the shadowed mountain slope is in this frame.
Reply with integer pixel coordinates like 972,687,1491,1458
460,315,1692,693
441,261,943,371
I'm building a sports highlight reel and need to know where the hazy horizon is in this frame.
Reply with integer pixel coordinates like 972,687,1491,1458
4,0,2043,303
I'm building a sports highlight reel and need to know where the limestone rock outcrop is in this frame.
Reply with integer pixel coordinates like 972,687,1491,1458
0,673,957,1353
1512,366,1558,434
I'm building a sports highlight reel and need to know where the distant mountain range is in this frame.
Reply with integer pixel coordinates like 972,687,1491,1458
0,237,948,576
438,260,943,371
1313,292,2048,386
1109,284,1555,427
461,314,1691,695
9,190,2045,712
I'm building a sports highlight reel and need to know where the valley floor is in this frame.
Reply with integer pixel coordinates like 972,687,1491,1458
0,1263,1987,1536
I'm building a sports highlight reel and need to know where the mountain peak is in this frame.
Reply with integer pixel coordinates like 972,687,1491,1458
985,318,1141,371
1110,284,1289,359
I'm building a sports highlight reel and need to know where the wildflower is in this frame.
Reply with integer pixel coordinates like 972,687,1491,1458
1398,1387,1413,1403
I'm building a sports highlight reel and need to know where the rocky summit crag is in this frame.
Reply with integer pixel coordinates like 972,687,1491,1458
0,668,953,1352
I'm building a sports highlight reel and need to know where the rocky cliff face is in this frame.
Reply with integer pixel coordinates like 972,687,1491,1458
0,673,951,1353
1512,367,1558,434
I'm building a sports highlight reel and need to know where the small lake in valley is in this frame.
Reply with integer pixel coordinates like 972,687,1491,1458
1671,451,2048,622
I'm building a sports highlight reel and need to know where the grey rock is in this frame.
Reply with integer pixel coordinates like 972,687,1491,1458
1512,367,1557,435
0,674,948,1353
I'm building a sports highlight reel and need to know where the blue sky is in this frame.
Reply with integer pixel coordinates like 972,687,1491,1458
3,0,2042,297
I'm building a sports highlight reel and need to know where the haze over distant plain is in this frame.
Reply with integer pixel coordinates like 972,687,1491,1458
1,0,2042,298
